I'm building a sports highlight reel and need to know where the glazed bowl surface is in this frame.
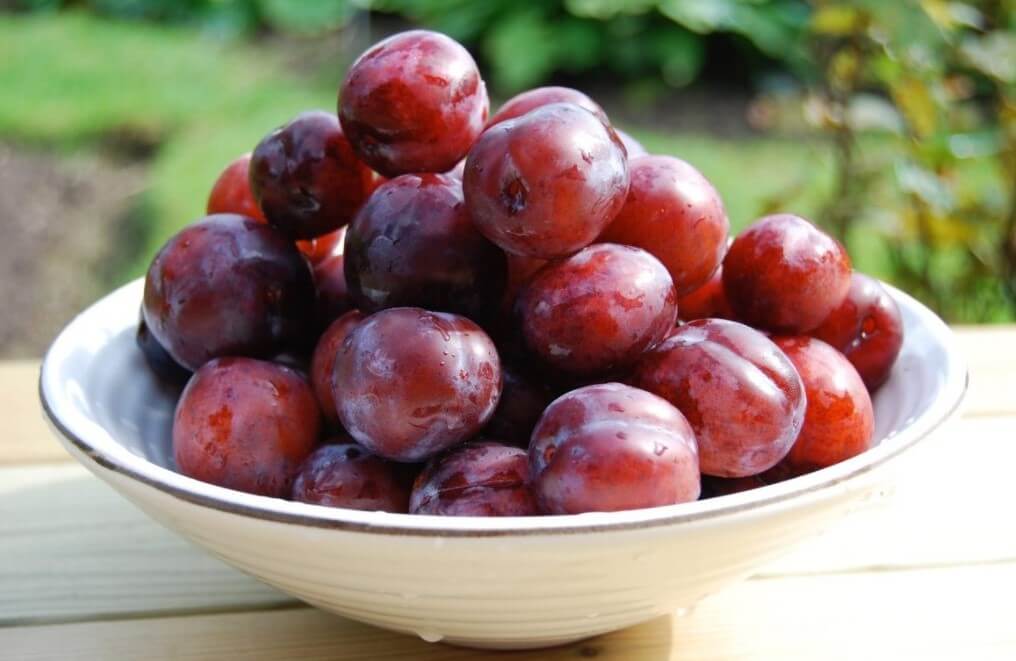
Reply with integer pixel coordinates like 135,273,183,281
40,278,966,649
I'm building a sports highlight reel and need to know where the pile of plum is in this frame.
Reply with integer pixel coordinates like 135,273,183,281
139,30,904,516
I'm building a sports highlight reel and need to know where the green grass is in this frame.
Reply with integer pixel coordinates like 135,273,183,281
0,12,844,284
0,12,340,277
6,10,976,304
0,13,321,143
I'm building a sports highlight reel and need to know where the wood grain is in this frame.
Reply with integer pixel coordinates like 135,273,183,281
2,415,1013,626
0,464,288,626
5,562,1015,660
0,360,69,466
953,325,1016,417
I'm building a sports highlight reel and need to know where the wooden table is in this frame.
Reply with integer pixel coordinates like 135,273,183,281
3,326,1015,660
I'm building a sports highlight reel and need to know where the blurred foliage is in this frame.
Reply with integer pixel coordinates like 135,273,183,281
3,2,1014,323
11,0,813,92
371,0,811,92
766,0,1015,322
0,12,339,278
9,0,360,36
0,12,826,284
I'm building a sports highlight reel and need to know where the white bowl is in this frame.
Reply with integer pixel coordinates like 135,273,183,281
40,278,966,650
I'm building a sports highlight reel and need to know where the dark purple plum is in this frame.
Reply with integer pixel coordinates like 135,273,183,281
291,439,412,512
142,214,314,370
529,383,700,514
250,111,374,240
343,173,506,321
410,441,537,516
333,307,502,462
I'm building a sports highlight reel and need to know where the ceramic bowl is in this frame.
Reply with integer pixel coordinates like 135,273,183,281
40,278,966,650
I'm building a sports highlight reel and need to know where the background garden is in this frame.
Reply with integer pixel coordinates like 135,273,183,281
1,0,1012,357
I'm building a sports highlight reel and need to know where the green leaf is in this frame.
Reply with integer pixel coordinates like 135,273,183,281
564,0,656,20
649,27,704,87
200,2,262,39
610,27,655,75
920,0,984,31
482,8,556,92
959,32,1016,83
733,2,810,53
846,94,904,133
553,18,603,73
890,77,939,138
373,0,507,42
14,0,62,10
658,0,735,33
869,53,904,86
945,2,985,29
257,0,356,35
896,161,955,215
810,5,863,35
948,131,1002,159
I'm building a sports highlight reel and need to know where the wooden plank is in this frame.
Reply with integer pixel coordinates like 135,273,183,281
4,562,1015,660
0,464,288,625
0,360,70,466
953,325,1016,417
760,413,1016,575
2,415,1013,626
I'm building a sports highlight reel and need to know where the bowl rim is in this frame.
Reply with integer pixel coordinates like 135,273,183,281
39,278,967,537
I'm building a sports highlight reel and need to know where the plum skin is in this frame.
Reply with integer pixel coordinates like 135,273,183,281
599,155,729,296
811,272,904,391
314,250,350,328
482,362,555,448
291,439,412,513
410,441,537,516
463,102,629,259
494,253,548,334
339,30,489,177
206,153,264,222
298,226,345,266
309,310,366,429
311,227,354,329
774,336,875,473
136,314,190,385
487,86,608,128
343,173,507,321
333,307,502,462
516,243,678,376
614,128,647,157
529,383,700,514
723,213,852,333
677,265,734,321
173,357,321,497
142,214,314,371
700,474,771,498
630,318,806,478
250,110,374,240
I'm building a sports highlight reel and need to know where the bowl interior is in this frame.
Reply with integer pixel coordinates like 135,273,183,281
40,278,967,534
